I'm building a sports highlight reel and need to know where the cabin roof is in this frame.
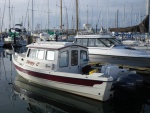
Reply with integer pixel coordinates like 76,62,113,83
27,42,87,50
75,34,113,39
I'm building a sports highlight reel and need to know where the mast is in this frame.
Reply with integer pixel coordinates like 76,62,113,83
32,0,34,32
87,5,88,24
66,8,68,32
60,0,62,29
130,6,133,26
48,0,50,30
115,9,119,28
123,5,125,27
147,0,150,32
1,0,6,33
146,0,150,40
9,0,11,29
76,0,78,32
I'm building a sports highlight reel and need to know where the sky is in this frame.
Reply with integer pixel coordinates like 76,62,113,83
0,0,147,31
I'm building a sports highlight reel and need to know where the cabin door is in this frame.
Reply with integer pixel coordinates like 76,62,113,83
69,49,80,73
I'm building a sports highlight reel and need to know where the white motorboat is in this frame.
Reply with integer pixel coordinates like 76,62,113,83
12,41,136,101
73,31,150,67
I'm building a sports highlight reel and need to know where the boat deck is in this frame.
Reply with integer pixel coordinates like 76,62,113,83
90,62,150,75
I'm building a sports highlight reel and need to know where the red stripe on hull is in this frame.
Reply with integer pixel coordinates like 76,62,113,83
14,65,104,86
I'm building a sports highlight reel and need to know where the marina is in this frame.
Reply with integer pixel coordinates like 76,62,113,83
0,0,150,112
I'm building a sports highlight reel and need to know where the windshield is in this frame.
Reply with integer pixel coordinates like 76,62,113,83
74,38,123,47
97,38,123,47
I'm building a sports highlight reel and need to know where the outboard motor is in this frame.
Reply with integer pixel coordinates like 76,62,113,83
113,73,144,101
114,73,143,92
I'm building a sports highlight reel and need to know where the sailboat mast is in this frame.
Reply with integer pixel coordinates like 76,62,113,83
1,0,6,33
76,0,78,32
115,9,119,28
32,0,34,32
9,0,11,29
147,0,150,33
60,0,62,29
123,5,125,27
87,5,88,24
48,0,50,30
147,0,150,15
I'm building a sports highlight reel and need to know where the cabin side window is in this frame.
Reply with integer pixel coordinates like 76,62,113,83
36,50,44,59
80,50,88,64
88,39,95,46
59,51,69,67
27,49,44,60
71,50,78,66
46,51,55,61
75,39,88,46
75,39,82,45
82,39,88,46
95,39,105,47
27,49,37,58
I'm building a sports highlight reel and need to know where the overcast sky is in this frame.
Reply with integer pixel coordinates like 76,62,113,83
0,0,147,31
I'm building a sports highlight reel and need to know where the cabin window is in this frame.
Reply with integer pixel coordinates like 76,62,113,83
75,39,88,46
46,51,55,60
27,49,37,58
88,39,95,46
80,50,88,64
82,39,88,46
76,39,82,45
59,51,69,67
27,49,45,59
36,50,44,59
100,39,114,47
95,39,105,47
71,50,78,66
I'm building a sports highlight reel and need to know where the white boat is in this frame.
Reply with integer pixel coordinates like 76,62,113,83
4,35,27,47
122,39,150,51
39,32,50,41
73,30,150,68
12,41,136,101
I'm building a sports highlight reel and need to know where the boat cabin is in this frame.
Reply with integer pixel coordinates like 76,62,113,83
21,42,89,73
74,34,123,47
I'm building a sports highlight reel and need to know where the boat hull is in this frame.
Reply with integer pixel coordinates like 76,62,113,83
14,66,113,101
89,54,150,67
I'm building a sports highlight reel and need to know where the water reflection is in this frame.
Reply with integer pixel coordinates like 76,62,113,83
13,75,150,113
0,46,27,59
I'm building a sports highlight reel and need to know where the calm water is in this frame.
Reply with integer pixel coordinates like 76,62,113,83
0,47,150,113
